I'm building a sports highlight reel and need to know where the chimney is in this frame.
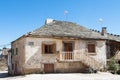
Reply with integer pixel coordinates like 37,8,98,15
45,18,53,24
101,27,107,36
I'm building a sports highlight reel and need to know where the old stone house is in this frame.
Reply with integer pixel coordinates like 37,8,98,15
1,47,10,59
8,19,120,75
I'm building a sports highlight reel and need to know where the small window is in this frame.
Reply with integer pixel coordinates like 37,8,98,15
16,48,18,55
42,43,56,54
12,64,14,70
45,45,53,53
28,42,34,46
88,44,96,53
11,55,12,59
12,49,14,55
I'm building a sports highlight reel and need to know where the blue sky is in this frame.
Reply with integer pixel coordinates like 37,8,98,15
0,0,120,48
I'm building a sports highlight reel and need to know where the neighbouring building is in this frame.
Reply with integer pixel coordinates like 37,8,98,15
0,48,10,71
1,47,10,59
8,19,120,75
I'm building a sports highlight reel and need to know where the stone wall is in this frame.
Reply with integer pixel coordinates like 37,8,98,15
10,37,107,74
55,62,88,73
10,38,26,75
23,37,106,73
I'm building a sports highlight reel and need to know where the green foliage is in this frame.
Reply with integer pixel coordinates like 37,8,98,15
108,58,120,74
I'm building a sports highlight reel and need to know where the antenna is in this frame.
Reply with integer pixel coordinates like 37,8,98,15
64,10,69,20
98,18,103,27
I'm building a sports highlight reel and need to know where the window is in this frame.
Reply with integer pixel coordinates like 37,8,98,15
88,44,96,53
42,43,56,54
11,55,12,59
15,63,17,73
63,42,73,51
28,42,34,46
12,64,14,70
16,48,18,55
45,45,53,53
12,49,14,55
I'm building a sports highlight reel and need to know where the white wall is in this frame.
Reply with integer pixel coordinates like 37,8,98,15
24,37,107,68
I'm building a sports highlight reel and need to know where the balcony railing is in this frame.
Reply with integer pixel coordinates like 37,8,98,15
58,50,104,70
59,52,74,61
59,51,84,61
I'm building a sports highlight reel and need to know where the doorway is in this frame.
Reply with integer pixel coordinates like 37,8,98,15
63,42,74,60
44,64,54,73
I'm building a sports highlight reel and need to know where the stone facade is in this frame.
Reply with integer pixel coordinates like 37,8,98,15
9,37,107,75
9,38,26,75
8,19,120,75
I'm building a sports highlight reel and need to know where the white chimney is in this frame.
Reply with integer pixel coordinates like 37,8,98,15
45,18,53,24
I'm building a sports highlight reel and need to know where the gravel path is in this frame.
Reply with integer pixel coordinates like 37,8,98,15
0,71,120,80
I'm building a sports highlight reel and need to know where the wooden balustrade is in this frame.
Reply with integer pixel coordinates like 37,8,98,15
59,51,104,70
60,52,74,61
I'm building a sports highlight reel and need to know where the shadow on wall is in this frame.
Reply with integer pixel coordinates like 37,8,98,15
26,47,41,67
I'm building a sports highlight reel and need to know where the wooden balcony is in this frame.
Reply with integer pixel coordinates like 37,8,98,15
58,51,104,70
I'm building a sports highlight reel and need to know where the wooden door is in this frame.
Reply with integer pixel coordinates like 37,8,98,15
44,64,54,73
64,43,73,51
64,43,73,60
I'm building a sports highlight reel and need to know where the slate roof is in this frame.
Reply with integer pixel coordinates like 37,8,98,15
29,20,106,39
17,19,120,42
107,33,120,42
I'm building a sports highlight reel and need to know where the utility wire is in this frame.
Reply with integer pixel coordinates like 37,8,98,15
0,43,11,48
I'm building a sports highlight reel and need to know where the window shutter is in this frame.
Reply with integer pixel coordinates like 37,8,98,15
53,43,56,53
88,44,95,53
42,43,45,54
42,42,56,54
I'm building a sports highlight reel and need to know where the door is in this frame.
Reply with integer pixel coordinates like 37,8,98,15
14,63,17,74
44,64,54,73
64,42,73,60
64,43,73,51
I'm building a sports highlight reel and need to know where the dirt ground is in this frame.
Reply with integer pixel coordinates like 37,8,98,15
0,58,7,71
0,71,120,80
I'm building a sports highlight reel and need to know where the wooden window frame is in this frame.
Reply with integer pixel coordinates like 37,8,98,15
62,41,74,52
42,43,56,54
88,43,96,53
45,45,53,53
